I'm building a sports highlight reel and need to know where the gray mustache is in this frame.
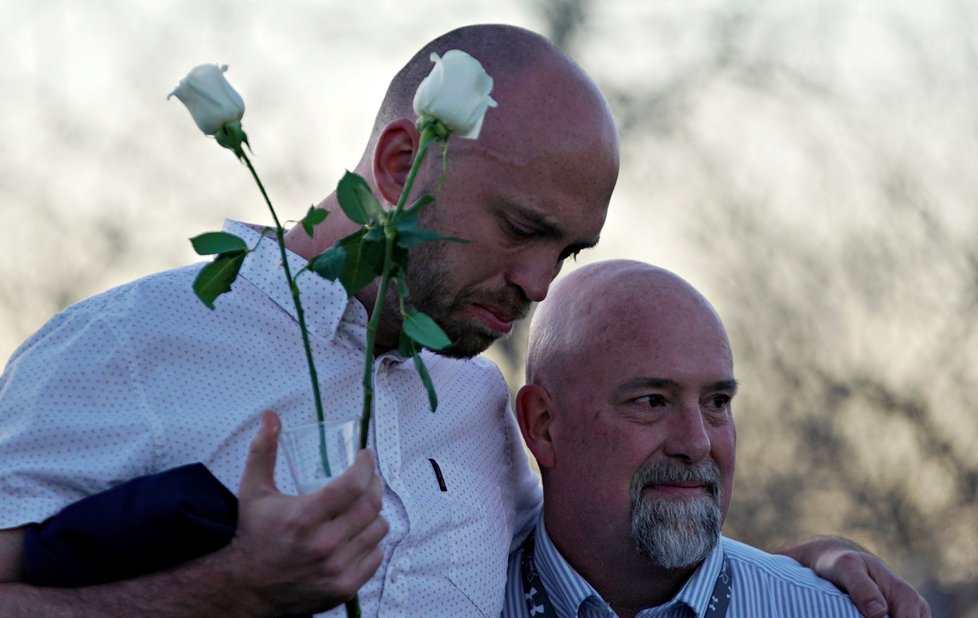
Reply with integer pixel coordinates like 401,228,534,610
632,460,722,500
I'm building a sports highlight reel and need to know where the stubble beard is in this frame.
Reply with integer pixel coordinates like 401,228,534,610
401,218,529,359
406,261,496,358
629,460,723,570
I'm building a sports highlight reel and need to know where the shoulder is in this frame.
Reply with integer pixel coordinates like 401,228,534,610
4,265,200,363
46,264,206,326
0,262,239,413
428,350,505,380
88,263,216,321
423,351,510,404
722,537,863,615
723,536,844,590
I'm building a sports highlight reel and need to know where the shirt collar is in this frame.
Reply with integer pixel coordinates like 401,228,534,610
533,514,610,617
650,539,725,618
224,219,364,341
533,512,726,618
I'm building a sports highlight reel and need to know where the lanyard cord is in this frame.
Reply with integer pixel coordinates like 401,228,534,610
519,532,732,618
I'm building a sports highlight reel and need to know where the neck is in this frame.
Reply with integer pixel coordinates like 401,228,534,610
283,193,400,357
584,554,697,617
356,277,402,356
543,512,700,617
282,193,350,259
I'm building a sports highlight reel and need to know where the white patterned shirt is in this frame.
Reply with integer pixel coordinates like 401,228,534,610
503,515,864,618
0,220,542,617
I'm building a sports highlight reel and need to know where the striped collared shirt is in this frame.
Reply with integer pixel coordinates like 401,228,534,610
503,515,865,617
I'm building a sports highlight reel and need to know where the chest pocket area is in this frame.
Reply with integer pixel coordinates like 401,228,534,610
445,468,510,616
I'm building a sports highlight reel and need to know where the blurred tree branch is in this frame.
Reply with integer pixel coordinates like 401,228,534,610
518,1,978,609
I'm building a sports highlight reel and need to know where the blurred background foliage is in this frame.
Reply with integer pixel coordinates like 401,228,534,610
2,1,975,614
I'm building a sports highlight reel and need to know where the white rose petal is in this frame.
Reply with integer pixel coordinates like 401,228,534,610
169,64,246,136
413,50,497,139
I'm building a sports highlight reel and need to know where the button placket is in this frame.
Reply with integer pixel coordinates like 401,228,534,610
372,361,411,616
371,360,403,482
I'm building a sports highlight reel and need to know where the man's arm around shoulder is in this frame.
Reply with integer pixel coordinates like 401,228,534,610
780,536,930,618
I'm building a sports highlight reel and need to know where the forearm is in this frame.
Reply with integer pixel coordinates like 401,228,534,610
0,548,268,618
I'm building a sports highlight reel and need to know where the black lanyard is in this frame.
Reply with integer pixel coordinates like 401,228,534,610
520,532,733,617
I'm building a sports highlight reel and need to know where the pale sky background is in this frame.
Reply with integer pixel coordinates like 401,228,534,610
2,0,965,360
3,1,977,605
1,0,752,359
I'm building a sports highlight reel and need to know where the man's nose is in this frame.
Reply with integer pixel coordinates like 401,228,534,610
661,403,711,463
504,254,556,303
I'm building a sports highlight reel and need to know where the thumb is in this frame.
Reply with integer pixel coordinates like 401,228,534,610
238,410,282,500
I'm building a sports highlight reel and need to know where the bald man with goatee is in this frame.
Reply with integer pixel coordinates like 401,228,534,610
506,260,927,618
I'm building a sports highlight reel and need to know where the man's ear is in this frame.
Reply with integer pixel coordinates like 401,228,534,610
516,384,557,470
373,118,420,205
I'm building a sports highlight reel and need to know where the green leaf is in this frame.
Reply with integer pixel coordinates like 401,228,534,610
402,307,451,351
337,229,385,296
309,245,347,281
412,350,439,412
337,171,384,225
395,269,410,299
390,243,409,273
300,205,328,237
397,327,415,357
190,232,247,256
364,224,386,242
402,194,434,217
394,217,468,249
192,251,247,309
396,329,439,412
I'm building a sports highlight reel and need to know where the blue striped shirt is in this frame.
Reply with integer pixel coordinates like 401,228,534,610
503,517,866,617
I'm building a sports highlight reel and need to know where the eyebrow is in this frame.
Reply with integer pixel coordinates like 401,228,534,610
507,202,601,252
612,377,740,399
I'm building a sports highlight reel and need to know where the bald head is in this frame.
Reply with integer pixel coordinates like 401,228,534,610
362,24,619,177
377,25,560,127
527,260,732,396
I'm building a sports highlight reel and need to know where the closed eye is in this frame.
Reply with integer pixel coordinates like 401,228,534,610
504,217,537,240
558,245,585,262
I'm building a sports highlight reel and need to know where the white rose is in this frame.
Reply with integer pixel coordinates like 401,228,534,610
413,50,497,140
169,64,245,136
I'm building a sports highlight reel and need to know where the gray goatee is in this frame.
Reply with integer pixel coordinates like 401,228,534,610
629,460,722,569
